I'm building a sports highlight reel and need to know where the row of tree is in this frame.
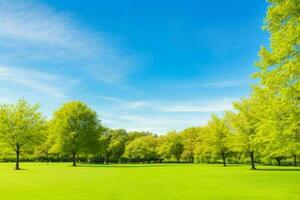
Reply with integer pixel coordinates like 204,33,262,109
0,0,299,170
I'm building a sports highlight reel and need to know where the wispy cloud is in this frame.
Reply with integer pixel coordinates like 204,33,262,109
99,111,211,134
155,98,235,112
98,95,236,113
98,95,151,109
0,65,75,98
0,0,137,83
180,79,248,88
95,96,237,133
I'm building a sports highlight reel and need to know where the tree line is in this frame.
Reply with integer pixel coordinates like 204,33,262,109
0,0,299,170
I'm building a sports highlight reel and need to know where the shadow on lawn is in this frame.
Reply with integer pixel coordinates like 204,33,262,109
76,164,187,168
256,168,300,172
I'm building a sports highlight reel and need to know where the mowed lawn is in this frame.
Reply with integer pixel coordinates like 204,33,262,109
0,163,299,200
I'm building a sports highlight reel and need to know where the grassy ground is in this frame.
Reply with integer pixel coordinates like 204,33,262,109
0,163,299,200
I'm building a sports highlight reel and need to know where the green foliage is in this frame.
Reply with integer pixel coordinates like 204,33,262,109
100,128,128,163
50,101,100,166
125,135,158,162
0,99,45,169
252,0,300,166
180,127,201,163
206,114,232,166
166,131,184,163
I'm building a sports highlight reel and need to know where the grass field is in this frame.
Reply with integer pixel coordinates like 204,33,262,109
0,163,299,200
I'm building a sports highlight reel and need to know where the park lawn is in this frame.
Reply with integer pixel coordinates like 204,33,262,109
0,163,299,200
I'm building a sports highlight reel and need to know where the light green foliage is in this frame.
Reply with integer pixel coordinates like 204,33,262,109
231,98,260,169
180,127,201,163
252,0,300,166
206,114,232,166
156,135,171,160
125,135,158,162
100,128,128,163
166,131,184,163
193,126,211,163
0,163,299,200
0,100,45,169
50,101,100,166
127,131,153,143
35,122,56,161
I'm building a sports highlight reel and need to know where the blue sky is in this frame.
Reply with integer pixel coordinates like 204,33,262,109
0,0,268,133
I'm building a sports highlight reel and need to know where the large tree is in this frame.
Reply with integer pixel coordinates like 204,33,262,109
253,0,300,166
50,101,100,166
0,99,45,170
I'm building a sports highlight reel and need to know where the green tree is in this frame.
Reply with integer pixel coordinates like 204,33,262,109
0,99,45,170
167,131,184,163
125,135,158,163
193,126,211,163
36,121,61,163
180,127,200,163
253,0,300,166
231,98,261,170
127,131,153,143
157,135,171,162
207,114,232,166
100,129,128,163
50,101,100,166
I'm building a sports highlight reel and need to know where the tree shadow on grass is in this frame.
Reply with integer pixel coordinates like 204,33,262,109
256,168,300,172
76,164,187,168
14,168,28,171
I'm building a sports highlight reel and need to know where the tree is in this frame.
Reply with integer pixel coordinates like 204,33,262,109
36,121,57,164
125,135,158,163
0,99,45,170
100,129,128,163
207,114,232,166
50,101,100,166
253,0,300,166
127,131,153,143
166,131,184,163
157,135,171,162
231,98,261,170
180,127,200,163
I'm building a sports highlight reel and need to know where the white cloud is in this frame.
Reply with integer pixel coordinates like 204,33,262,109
98,95,236,113
0,0,137,83
98,95,151,109
95,96,237,133
100,111,211,134
181,79,248,88
0,65,75,98
155,98,235,112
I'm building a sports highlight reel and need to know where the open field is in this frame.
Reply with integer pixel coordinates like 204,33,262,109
0,163,299,200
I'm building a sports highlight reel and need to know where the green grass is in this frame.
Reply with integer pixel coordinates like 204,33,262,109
0,163,299,200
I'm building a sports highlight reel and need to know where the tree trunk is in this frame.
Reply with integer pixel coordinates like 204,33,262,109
176,157,180,163
249,151,256,170
72,152,76,166
46,152,49,165
222,154,226,166
15,144,20,170
276,158,281,166
293,155,297,167
105,155,109,164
